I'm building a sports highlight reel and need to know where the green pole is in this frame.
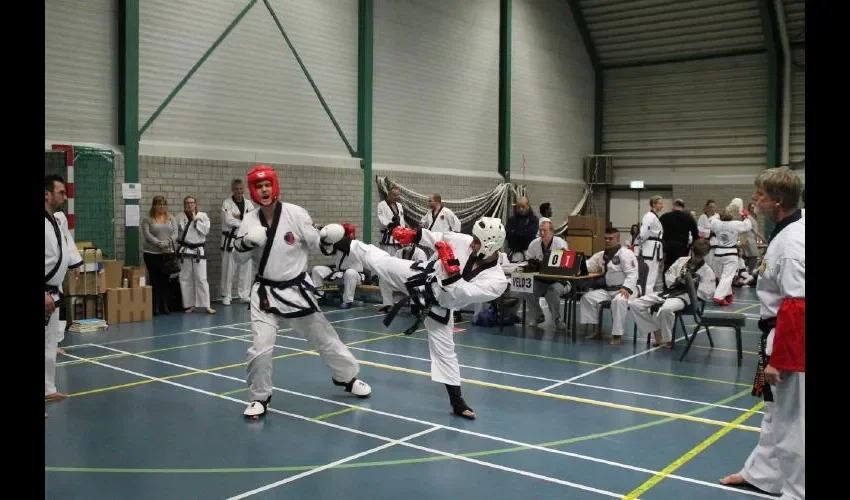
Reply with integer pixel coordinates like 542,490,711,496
358,0,374,243
498,0,511,182
122,0,140,266
758,0,783,236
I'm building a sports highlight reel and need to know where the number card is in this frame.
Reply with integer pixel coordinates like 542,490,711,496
510,272,534,293
548,248,578,269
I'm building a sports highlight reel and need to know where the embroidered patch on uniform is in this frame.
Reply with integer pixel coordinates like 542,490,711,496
284,231,296,245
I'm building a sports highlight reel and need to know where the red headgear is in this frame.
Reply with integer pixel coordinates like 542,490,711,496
342,223,356,240
247,164,280,205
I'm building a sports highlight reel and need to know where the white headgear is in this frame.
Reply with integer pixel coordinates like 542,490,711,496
729,198,744,212
472,216,506,258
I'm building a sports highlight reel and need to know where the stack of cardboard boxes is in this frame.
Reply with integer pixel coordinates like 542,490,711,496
64,241,153,324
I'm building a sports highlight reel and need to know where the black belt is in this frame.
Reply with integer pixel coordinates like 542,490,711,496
221,230,236,252
45,284,63,326
179,252,206,262
751,316,777,402
254,272,319,319
383,261,451,334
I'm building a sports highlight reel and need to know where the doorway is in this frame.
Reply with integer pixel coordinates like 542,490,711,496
608,188,673,243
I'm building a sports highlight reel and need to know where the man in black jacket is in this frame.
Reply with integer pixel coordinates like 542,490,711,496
505,197,538,262
659,199,699,274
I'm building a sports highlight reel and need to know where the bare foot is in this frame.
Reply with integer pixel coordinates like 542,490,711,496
206,307,216,314
608,336,622,345
720,473,748,486
45,392,67,401
57,348,66,356
652,330,662,345
185,307,195,314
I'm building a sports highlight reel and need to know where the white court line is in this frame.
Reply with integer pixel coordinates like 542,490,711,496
218,312,385,334
62,350,625,499
82,343,774,499
226,427,440,499
539,336,688,392
197,328,760,414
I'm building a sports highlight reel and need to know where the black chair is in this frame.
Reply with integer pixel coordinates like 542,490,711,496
678,273,746,365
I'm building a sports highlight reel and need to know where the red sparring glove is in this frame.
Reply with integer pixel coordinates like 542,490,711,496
769,297,805,372
434,241,461,275
392,226,417,247
741,209,750,219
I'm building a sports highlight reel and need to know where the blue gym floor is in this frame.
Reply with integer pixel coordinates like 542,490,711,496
46,287,774,499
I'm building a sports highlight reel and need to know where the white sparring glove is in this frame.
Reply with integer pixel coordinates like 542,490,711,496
244,225,268,248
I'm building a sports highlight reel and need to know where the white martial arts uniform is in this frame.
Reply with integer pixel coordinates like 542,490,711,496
580,246,639,338
233,202,362,402
697,212,720,269
45,210,83,396
638,210,664,293
378,245,428,308
347,229,508,386
311,250,366,305
739,213,805,499
421,206,461,233
377,199,406,249
176,211,212,309
708,217,753,301
524,236,569,326
629,256,716,343
220,196,255,302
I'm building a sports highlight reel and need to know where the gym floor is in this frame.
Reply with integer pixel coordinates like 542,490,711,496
46,286,772,499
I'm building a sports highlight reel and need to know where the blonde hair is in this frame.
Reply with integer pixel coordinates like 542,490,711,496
149,195,169,219
754,167,802,209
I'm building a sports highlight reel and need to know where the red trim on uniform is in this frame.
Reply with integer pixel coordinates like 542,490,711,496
770,297,805,372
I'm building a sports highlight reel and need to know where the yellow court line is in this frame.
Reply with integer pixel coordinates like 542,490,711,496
623,400,765,499
68,333,402,398
311,406,360,421
70,324,759,432
60,337,251,367
732,302,760,314
329,356,760,433
341,329,752,388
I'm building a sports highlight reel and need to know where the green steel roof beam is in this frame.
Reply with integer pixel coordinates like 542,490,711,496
358,0,374,243
264,0,356,157
498,0,511,181
565,0,603,154
138,0,258,138
119,0,140,266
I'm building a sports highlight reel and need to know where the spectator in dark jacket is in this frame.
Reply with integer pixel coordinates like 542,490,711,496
506,197,538,262
659,199,699,274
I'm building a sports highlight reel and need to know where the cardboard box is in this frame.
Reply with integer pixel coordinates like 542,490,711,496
102,260,124,290
64,270,106,296
122,266,147,288
566,215,606,256
105,286,153,324
67,295,104,322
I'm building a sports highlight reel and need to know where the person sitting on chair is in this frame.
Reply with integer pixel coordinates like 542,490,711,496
580,227,638,345
629,239,716,348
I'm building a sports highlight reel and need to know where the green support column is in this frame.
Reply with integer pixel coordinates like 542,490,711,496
758,0,783,236
358,0,374,243
121,0,140,266
759,0,783,168
498,0,511,182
